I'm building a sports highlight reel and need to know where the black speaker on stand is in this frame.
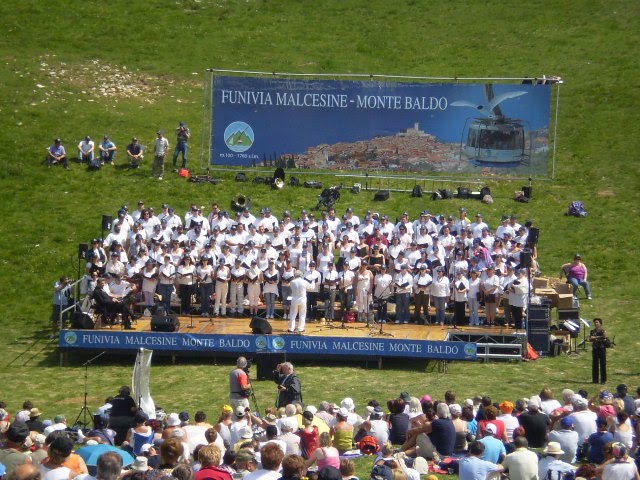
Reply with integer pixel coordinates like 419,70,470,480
101,215,113,248
520,249,533,269
78,243,89,260
102,215,113,231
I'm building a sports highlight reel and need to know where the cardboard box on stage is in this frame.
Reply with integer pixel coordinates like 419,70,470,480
557,293,575,309
535,288,559,307
533,277,550,289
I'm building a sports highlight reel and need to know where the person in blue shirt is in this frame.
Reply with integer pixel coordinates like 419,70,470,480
479,423,506,464
587,417,614,464
459,441,504,480
99,135,117,165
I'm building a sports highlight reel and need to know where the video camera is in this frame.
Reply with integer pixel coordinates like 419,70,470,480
242,358,253,375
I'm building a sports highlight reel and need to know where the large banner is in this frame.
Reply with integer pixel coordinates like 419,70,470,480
60,330,477,361
212,76,552,176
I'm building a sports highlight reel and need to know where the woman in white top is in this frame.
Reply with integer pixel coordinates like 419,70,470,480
141,259,159,314
430,267,450,326
39,435,74,480
245,260,263,316
158,255,176,314
262,259,280,319
197,255,215,317
177,256,196,315
609,411,633,449
280,261,296,319
467,270,482,326
481,266,501,326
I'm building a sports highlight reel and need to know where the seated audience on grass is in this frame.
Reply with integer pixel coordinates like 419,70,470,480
47,138,68,169
305,432,339,470
329,409,353,455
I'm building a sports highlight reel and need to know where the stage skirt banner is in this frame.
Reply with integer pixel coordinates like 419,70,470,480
60,330,477,361
212,75,552,176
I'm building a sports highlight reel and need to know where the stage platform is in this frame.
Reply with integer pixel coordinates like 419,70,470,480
58,314,527,365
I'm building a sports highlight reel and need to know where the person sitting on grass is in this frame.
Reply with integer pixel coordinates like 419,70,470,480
99,135,117,165
305,432,340,471
330,409,354,455
127,137,144,168
458,441,504,480
77,135,95,164
47,138,69,169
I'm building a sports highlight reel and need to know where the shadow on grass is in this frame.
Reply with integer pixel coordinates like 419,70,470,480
6,327,60,368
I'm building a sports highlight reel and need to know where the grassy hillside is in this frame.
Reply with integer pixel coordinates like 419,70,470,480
0,0,638,427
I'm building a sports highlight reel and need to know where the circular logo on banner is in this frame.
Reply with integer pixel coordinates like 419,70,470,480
464,343,477,357
255,336,268,350
224,121,254,152
271,336,286,350
64,331,78,345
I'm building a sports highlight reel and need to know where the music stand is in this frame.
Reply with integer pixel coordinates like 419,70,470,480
577,317,591,350
563,320,580,355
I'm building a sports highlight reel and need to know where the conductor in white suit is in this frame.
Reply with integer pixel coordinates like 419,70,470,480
289,270,309,333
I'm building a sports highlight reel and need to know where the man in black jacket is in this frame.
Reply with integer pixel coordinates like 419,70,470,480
92,278,135,329
273,362,302,408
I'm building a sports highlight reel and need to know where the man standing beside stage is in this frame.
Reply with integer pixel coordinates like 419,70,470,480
273,362,302,408
509,268,530,330
229,357,252,410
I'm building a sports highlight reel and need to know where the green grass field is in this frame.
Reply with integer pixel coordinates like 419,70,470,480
0,3,639,472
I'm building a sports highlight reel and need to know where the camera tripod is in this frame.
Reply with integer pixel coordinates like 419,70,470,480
244,363,261,414
74,351,106,427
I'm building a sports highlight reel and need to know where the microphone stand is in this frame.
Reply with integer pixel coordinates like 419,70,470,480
74,351,106,427
369,281,394,337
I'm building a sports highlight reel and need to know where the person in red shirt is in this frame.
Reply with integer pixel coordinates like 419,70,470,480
195,444,232,480
477,406,508,442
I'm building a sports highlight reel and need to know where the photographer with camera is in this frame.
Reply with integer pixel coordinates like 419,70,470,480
173,121,190,170
273,362,302,409
52,275,73,333
229,356,253,410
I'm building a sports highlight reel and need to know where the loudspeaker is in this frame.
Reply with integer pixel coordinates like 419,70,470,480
411,185,423,197
374,190,389,201
250,316,273,334
457,187,471,199
102,215,113,231
78,243,89,260
256,354,283,380
528,332,550,354
151,315,180,332
520,249,532,268
72,311,95,329
527,228,540,246
528,304,551,321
